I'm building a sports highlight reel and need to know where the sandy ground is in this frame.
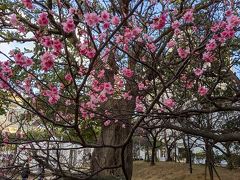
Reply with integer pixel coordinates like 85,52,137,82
132,161,240,180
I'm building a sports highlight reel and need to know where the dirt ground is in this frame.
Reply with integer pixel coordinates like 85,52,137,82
132,161,240,180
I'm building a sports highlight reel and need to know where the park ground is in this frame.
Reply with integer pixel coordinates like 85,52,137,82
132,161,240,180
14,161,240,179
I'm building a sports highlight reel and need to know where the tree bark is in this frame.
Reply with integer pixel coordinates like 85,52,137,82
205,140,214,180
225,143,234,169
150,137,157,165
183,136,190,163
91,99,134,180
166,151,173,161
145,146,150,162
166,147,173,161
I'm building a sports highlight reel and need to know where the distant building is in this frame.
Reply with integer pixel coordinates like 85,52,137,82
0,102,25,134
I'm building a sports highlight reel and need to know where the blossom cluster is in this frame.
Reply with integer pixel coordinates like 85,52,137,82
43,86,60,104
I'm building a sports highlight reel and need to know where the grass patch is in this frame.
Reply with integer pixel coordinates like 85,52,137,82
132,161,240,180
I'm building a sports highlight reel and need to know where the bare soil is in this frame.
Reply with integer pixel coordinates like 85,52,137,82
132,161,240,180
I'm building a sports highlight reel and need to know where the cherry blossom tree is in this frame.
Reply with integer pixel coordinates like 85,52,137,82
0,0,240,179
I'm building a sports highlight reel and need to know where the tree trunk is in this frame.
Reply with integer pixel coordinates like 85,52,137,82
205,140,214,180
91,100,133,180
226,144,234,169
183,136,190,163
166,147,173,161
145,146,150,162
69,149,73,168
150,137,157,165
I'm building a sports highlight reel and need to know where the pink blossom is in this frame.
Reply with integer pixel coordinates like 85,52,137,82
206,39,217,51
123,45,128,52
21,0,33,9
69,8,76,14
132,27,142,36
149,0,157,5
9,14,18,26
24,77,31,94
40,52,54,71
62,18,75,33
25,58,33,67
123,92,132,100
194,68,204,77
14,52,25,66
146,43,156,53
44,86,60,104
211,23,220,32
138,82,146,90
151,14,167,30
97,69,105,78
184,81,193,89
198,86,208,96
135,96,144,112
16,131,24,139
65,73,73,82
101,10,110,22
3,136,9,144
86,48,96,58
91,80,102,92
104,120,111,127
103,82,113,94
37,12,49,27
122,67,134,78
78,42,88,55
84,13,100,27
78,66,86,76
18,25,26,33
1,61,13,77
89,113,95,118
114,75,124,89
124,28,134,39
167,40,176,48
171,20,180,29
135,102,144,112
174,28,181,35
65,100,72,106
52,39,63,54
40,36,52,48
220,21,228,29
164,98,175,108
225,9,233,17
89,93,98,104
112,16,120,25
192,26,197,32
98,92,108,102
177,47,190,59
221,27,235,39
202,51,215,63
14,52,33,67
103,22,110,30
0,72,10,89
183,9,194,23
227,15,240,27
98,33,107,42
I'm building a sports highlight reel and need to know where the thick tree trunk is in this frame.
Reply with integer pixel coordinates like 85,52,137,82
91,100,134,180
